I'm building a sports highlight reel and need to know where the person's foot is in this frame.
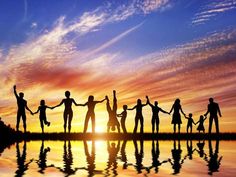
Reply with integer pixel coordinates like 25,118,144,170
47,122,50,126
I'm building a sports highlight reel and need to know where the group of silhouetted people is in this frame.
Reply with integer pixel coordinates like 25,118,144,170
13,85,222,134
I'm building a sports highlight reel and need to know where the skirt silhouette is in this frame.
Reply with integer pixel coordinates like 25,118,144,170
197,122,205,131
171,113,182,124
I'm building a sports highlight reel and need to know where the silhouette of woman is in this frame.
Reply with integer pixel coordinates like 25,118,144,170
128,98,148,134
169,99,185,134
78,96,106,133
53,91,79,133
146,96,169,134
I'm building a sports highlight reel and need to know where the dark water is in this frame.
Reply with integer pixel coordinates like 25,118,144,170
0,140,235,177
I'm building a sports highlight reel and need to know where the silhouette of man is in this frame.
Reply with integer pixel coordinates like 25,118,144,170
106,90,120,133
53,91,79,133
13,85,33,133
204,98,222,134
146,96,169,134
128,98,148,134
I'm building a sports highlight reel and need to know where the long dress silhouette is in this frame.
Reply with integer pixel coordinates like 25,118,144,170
13,85,33,132
78,96,106,133
169,99,185,134
53,91,79,133
128,98,148,134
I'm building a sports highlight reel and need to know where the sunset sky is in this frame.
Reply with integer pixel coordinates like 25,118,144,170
0,0,236,133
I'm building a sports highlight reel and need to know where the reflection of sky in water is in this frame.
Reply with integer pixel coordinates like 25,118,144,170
0,140,235,177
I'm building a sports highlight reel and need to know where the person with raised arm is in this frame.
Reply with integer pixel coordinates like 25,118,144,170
128,97,148,134
204,98,222,134
169,99,186,134
33,100,53,133
13,85,33,133
78,95,106,133
146,96,169,134
53,91,79,133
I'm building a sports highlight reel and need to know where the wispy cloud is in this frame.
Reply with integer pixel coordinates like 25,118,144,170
192,0,236,25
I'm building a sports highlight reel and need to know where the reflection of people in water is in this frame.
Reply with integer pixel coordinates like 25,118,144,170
37,140,51,174
15,141,33,177
53,91,79,133
183,139,196,160
133,140,145,173
117,140,128,169
78,96,106,133
205,139,222,175
128,98,148,134
56,141,78,176
105,141,120,177
147,140,168,173
106,91,120,133
196,139,207,159
168,139,184,175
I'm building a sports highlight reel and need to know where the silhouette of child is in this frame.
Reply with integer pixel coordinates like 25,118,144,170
106,91,120,133
78,96,106,133
117,105,128,133
184,113,195,134
33,100,53,133
195,115,207,133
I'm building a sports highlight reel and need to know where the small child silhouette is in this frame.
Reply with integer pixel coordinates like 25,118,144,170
195,115,207,133
184,113,195,134
117,105,128,133
33,100,53,133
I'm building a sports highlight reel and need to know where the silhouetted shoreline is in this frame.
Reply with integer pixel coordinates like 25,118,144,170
4,132,236,141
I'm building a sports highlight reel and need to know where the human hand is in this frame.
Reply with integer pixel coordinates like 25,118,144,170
13,85,16,89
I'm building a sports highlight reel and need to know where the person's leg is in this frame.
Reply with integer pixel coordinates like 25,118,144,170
63,112,68,133
214,117,219,134
156,119,159,134
107,124,110,133
113,92,117,113
91,113,95,133
208,117,213,134
140,116,144,134
178,124,181,134
83,112,90,133
16,112,21,131
121,122,127,133
151,118,155,134
133,117,138,133
40,119,44,133
117,124,121,133
68,112,73,133
173,124,176,133
22,113,26,133
190,125,192,134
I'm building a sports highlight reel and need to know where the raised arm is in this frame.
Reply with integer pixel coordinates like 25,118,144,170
146,96,153,107
217,104,222,117
142,96,149,107
13,85,18,98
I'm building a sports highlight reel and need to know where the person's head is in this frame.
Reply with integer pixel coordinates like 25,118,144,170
123,105,128,110
40,100,45,106
19,92,24,98
154,101,158,106
209,98,214,103
88,95,94,102
174,98,180,105
111,126,115,131
200,115,204,120
137,99,142,105
111,142,116,148
189,113,192,118
65,91,70,98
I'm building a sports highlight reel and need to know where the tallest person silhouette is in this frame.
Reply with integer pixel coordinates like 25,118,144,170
204,98,222,134
13,85,33,133
53,91,79,133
